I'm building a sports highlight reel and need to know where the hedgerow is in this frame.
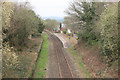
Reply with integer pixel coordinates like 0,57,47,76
99,3,118,64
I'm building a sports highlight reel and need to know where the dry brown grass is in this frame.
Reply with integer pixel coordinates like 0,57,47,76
74,40,118,78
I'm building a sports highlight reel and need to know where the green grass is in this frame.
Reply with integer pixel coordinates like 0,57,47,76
79,61,90,77
69,46,76,56
33,34,49,78
68,46,90,77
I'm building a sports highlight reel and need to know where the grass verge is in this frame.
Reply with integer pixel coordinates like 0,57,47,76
68,46,90,78
33,34,49,78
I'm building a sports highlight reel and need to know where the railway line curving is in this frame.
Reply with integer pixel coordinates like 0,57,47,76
45,30,74,78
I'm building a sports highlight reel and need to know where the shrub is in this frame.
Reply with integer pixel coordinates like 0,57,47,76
2,43,19,78
99,3,118,63
63,30,67,34
32,33,41,37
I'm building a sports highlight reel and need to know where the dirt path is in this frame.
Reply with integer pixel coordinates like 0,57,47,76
45,31,77,78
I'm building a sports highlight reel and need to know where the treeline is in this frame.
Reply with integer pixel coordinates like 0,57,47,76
3,2,44,47
63,2,118,65
2,1,44,77
44,19,59,31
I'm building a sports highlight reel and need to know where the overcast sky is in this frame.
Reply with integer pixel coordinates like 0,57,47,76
9,0,118,18
27,0,73,18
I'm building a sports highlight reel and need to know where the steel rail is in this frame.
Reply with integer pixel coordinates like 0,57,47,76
45,30,73,78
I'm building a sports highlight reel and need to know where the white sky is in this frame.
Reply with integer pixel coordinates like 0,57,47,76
7,0,119,18
28,0,73,18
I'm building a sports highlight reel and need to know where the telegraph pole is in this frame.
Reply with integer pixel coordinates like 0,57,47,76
60,23,62,30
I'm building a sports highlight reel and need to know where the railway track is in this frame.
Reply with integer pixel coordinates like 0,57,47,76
45,30,74,78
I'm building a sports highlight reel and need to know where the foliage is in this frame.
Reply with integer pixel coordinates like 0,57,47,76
63,16,80,32
64,2,99,45
2,2,13,29
44,19,58,31
99,3,118,64
2,42,19,78
2,2,13,42
64,2,118,64
38,22,45,33
2,1,45,78
8,3,44,47
2,2,19,78
63,30,67,34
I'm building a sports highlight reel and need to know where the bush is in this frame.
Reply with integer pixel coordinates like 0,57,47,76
81,31,97,45
63,30,67,34
32,33,41,37
6,3,44,47
2,1,45,78
99,3,118,63
2,42,19,78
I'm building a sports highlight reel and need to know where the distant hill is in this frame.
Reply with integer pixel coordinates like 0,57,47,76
42,16,64,22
